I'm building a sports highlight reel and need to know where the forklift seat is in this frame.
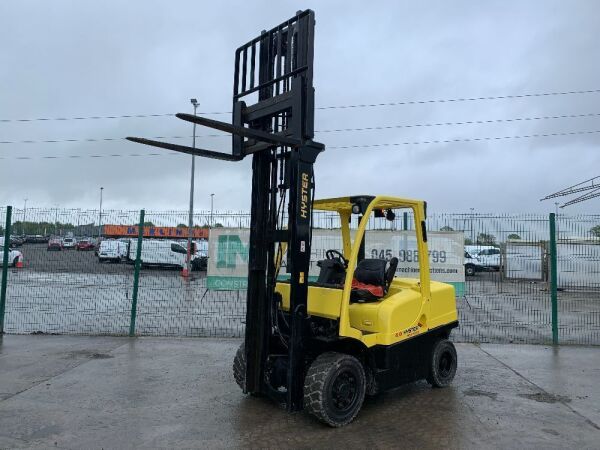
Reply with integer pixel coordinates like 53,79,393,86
350,258,398,303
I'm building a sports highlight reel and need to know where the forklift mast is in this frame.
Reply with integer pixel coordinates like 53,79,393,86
127,10,323,410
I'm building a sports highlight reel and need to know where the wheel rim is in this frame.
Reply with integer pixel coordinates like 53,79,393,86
438,350,454,378
330,370,359,413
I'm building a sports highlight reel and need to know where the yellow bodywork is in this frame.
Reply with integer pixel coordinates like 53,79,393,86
276,195,458,348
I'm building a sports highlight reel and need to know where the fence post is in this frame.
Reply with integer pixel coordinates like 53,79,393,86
549,212,559,345
403,211,408,230
129,209,145,337
0,206,13,334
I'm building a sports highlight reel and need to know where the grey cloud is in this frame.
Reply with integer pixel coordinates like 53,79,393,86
1,0,599,214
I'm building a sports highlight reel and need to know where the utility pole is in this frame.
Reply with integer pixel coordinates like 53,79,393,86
210,193,214,228
22,198,28,235
99,187,104,238
185,99,199,277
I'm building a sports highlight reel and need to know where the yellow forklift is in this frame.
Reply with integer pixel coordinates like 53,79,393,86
128,10,458,427
234,195,458,426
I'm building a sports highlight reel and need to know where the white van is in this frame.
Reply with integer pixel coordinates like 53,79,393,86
98,239,129,263
128,239,205,270
464,245,496,257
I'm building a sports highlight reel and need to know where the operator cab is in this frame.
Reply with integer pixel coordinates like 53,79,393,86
314,196,401,302
316,250,398,302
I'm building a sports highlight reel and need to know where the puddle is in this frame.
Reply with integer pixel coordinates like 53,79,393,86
518,392,571,404
464,388,498,400
64,350,114,359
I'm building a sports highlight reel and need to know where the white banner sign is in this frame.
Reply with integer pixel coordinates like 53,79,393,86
207,228,465,292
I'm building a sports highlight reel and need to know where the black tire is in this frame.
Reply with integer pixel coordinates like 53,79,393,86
233,342,246,391
465,264,476,277
303,352,366,427
427,339,457,388
12,257,19,267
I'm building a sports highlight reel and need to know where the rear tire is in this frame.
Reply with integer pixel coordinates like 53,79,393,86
426,339,457,388
12,257,19,267
303,352,366,427
465,264,476,277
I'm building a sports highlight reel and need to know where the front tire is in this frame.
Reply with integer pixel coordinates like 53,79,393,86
465,264,476,277
427,339,457,388
233,343,246,391
303,352,366,427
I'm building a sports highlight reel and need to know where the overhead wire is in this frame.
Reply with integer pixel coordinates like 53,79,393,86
2,87,600,123
2,111,600,145
2,128,600,160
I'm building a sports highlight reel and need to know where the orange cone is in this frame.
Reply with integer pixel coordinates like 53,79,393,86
16,260,24,268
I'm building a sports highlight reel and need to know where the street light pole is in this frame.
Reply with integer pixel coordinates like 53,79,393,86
470,207,475,244
186,99,199,277
210,193,214,228
55,204,59,235
99,187,104,238
22,198,28,236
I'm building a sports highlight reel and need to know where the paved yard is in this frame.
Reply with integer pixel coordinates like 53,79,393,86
0,336,599,449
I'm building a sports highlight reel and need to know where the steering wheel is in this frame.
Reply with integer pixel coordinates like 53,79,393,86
325,249,348,268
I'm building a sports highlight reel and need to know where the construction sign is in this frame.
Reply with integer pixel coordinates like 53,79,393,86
207,228,465,294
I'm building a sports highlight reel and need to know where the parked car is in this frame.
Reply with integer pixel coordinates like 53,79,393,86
47,238,63,251
25,235,48,244
0,237,24,267
76,239,95,251
98,239,129,263
62,237,77,249
9,235,25,247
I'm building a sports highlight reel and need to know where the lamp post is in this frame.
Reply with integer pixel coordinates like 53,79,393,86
99,187,104,238
470,207,475,244
210,193,214,228
22,198,28,236
54,204,59,235
554,202,560,240
185,99,199,277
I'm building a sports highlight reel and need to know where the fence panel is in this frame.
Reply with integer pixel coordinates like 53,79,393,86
504,242,545,281
132,211,245,337
2,207,599,345
2,208,138,335
427,213,553,344
556,215,600,345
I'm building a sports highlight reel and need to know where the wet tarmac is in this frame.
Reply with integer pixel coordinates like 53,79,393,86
0,336,598,449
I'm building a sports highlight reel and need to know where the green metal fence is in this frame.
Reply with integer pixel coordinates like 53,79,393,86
1,206,599,345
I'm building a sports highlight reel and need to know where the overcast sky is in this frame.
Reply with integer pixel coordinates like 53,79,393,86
1,1,599,214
